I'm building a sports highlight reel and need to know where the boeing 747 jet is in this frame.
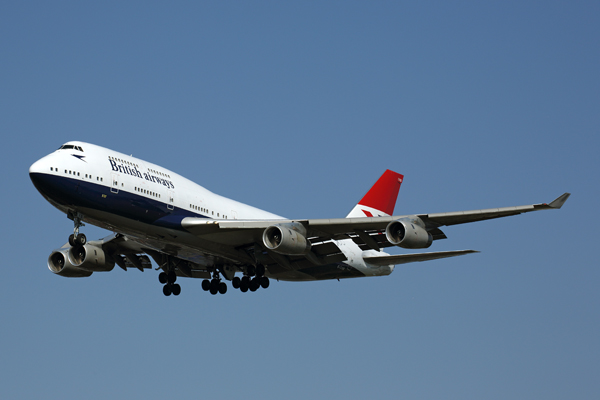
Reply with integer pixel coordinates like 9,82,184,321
29,142,570,296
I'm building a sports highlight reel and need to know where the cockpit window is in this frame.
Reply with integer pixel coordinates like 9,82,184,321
58,144,84,152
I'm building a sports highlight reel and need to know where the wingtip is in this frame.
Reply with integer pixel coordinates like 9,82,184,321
549,192,571,209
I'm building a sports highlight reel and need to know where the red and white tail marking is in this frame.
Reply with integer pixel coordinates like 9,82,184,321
345,170,404,218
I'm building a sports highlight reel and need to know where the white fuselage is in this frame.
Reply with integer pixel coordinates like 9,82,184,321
30,141,394,280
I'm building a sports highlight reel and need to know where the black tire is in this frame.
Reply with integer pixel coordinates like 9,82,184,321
172,284,181,296
249,278,259,292
167,271,177,284
256,265,265,277
76,233,86,246
240,280,249,292
241,276,250,286
163,284,172,296
209,286,218,295
210,278,219,292
247,265,256,277
201,279,211,291
260,276,270,289
159,272,167,284
232,276,241,289
68,234,75,246
218,282,227,294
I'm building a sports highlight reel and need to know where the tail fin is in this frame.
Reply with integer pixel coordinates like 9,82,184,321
345,170,404,218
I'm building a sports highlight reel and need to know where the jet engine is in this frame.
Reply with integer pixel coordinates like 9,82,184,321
68,244,115,272
48,248,93,277
48,244,115,277
385,217,433,249
263,224,311,256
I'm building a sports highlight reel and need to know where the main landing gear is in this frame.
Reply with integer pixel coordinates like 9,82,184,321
159,270,181,296
231,265,269,293
199,265,270,295
68,213,87,246
201,270,228,295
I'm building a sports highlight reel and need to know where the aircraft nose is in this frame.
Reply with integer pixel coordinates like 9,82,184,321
29,157,47,175
29,156,55,196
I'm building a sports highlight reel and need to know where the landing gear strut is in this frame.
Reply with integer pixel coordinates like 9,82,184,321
68,213,87,246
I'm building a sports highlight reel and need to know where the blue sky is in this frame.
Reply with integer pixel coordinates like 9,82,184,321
1,1,599,399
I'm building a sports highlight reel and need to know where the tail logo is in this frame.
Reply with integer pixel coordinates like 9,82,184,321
345,170,404,218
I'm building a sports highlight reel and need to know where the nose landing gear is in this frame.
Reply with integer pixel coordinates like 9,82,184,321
68,213,87,246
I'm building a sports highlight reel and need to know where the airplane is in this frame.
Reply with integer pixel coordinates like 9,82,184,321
29,141,571,296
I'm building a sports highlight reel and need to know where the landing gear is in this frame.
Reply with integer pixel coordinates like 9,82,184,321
68,213,87,246
201,270,228,295
68,233,86,246
231,265,269,293
171,264,270,297
159,259,181,296
163,282,181,296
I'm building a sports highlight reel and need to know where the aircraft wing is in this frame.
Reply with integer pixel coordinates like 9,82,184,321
418,192,571,228
73,193,567,282
180,193,570,252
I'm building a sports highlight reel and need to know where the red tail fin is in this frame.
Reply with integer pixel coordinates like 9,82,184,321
346,170,404,218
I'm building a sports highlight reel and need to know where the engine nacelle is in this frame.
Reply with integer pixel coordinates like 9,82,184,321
263,224,311,256
48,248,93,277
68,244,115,272
385,217,433,249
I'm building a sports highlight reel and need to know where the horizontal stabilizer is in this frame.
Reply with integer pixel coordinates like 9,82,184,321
363,250,479,266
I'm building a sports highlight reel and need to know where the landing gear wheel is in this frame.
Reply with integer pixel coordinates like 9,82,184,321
232,276,241,289
208,279,221,295
69,234,75,246
75,233,86,246
172,284,181,296
249,278,259,292
256,265,265,277
240,283,248,292
218,282,227,294
159,272,168,284
167,271,177,283
247,265,256,277
260,276,270,289
163,284,172,296
201,279,211,291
